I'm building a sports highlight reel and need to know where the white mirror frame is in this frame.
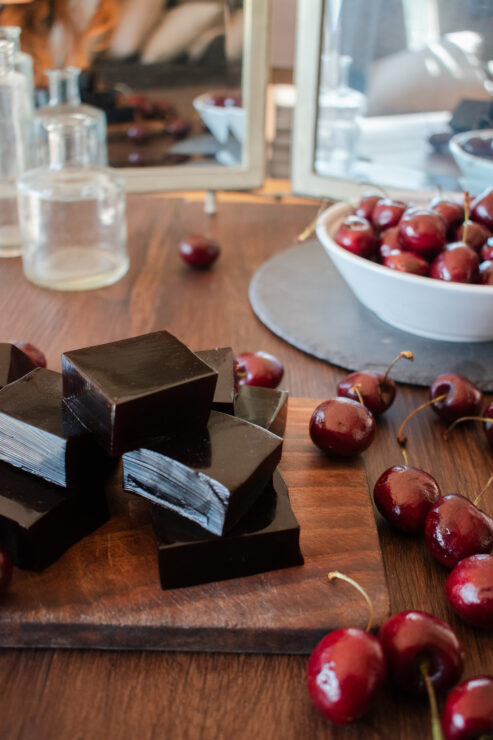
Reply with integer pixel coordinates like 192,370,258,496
120,0,270,193
291,0,437,202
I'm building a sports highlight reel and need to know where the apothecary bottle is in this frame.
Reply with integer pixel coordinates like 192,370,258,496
17,117,128,291
35,67,107,166
0,38,32,257
0,27,34,110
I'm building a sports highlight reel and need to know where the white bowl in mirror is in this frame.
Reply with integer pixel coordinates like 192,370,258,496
193,93,245,145
315,202,493,343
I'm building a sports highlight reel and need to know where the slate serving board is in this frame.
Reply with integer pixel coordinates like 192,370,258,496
249,241,493,390
0,399,389,654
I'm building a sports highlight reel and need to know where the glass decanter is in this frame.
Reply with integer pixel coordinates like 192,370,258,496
35,67,107,166
0,38,32,257
0,26,34,110
18,117,128,291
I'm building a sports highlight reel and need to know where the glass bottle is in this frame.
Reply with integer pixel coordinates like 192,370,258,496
0,27,34,110
0,38,32,257
17,117,128,291
35,67,107,166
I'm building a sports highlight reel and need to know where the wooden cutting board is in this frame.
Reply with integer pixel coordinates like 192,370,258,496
0,399,389,653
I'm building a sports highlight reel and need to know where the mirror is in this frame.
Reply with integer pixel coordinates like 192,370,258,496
1,0,270,192
293,0,493,201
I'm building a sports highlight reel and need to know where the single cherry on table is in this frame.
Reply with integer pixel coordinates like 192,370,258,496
373,464,441,533
309,397,375,457
441,675,493,740
179,234,220,269
429,374,483,424
445,554,493,629
234,351,284,389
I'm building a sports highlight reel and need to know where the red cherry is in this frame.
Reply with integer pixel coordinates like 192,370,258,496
471,187,493,230
441,675,493,740
481,237,493,260
378,226,401,259
479,260,493,285
429,198,465,231
371,198,407,231
398,208,447,259
11,341,47,368
309,397,375,457
0,543,12,593
126,124,154,143
234,351,284,389
334,215,377,258
179,234,220,269
307,628,386,725
424,494,493,568
383,250,430,276
429,243,480,283
337,351,413,416
455,221,492,253
445,554,493,629
355,193,381,221
373,465,441,533
378,610,464,695
165,118,191,139
209,94,242,108
430,374,483,423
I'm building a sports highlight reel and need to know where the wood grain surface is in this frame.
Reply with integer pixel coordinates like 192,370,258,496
0,400,388,653
0,194,492,740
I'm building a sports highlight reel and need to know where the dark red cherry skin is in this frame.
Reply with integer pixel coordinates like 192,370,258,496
309,397,375,458
441,675,493,740
424,494,493,569
165,118,191,139
337,371,395,416
179,234,220,269
11,341,47,368
378,226,401,258
126,124,154,143
479,260,493,285
334,216,377,258
455,221,492,253
373,465,441,534
429,374,483,423
307,628,386,725
383,250,430,276
371,198,407,231
429,198,465,231
485,401,493,450
398,208,447,259
209,94,242,108
378,610,464,695
445,555,493,629
355,193,381,221
471,187,493,230
0,543,12,593
234,351,284,389
430,244,480,283
481,237,493,261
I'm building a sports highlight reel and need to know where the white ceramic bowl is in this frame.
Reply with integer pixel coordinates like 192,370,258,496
449,129,493,186
315,202,493,342
193,93,245,145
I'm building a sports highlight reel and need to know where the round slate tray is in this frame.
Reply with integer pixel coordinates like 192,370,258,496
249,241,493,390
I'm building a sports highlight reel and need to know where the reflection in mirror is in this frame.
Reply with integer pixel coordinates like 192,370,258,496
314,0,493,194
0,1,249,172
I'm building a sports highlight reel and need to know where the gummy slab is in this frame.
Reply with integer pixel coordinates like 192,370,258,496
0,368,109,488
234,385,288,438
62,331,218,456
150,469,303,589
123,411,283,536
0,343,37,389
195,347,235,414
0,461,108,570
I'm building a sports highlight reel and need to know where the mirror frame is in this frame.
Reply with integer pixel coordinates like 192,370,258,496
120,0,270,193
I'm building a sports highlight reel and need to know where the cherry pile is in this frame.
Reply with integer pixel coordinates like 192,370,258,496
334,188,493,285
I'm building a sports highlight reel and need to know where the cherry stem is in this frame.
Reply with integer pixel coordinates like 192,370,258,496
474,474,493,507
382,351,414,387
401,447,409,466
352,384,364,406
420,662,445,740
463,190,470,245
397,394,448,447
327,571,374,632
444,416,493,441
298,200,330,242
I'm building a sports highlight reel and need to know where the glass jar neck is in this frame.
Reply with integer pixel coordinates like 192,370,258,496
0,27,21,53
46,67,82,107
0,39,15,74
47,119,91,169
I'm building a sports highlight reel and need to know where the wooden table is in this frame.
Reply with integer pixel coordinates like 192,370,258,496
0,194,492,740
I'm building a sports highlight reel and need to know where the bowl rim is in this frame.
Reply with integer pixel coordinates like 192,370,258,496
315,201,493,295
449,129,493,166
193,92,244,114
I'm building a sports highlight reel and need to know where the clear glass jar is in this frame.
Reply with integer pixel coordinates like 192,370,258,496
0,38,32,257
35,67,108,167
18,117,128,291
0,27,34,111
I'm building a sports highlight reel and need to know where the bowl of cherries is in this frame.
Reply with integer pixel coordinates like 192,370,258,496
193,92,244,145
315,189,493,342
449,129,493,185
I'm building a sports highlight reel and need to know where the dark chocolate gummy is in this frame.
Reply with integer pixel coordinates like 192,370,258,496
0,461,108,570
62,331,218,456
0,368,110,488
234,385,288,438
123,410,283,536
195,347,235,414
150,468,303,589
0,343,37,389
